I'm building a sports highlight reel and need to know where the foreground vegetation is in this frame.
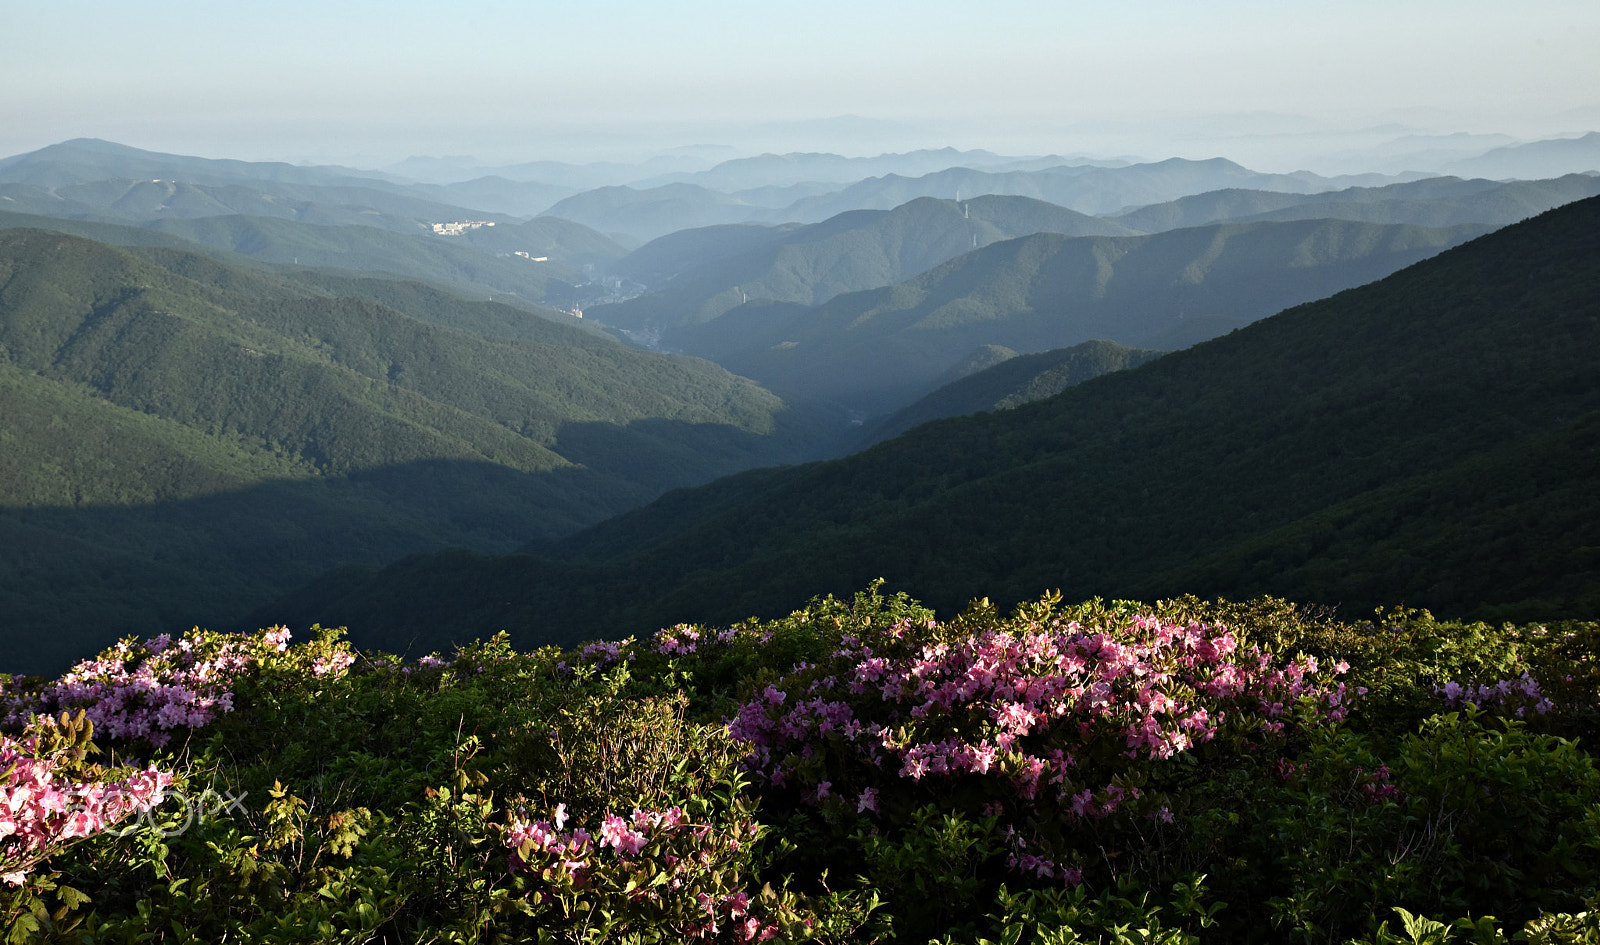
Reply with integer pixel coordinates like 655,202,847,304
4,584,1600,943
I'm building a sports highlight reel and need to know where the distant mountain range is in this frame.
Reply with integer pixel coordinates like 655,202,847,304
629,148,1128,190
590,195,1137,338
535,157,1416,241
263,194,1600,659
0,138,409,190
1110,174,1600,232
1442,131,1600,180
688,217,1492,413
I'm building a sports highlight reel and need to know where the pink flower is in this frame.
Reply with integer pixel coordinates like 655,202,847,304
598,814,647,855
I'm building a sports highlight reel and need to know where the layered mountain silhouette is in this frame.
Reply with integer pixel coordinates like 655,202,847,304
1111,175,1600,232
1443,131,1600,180
591,195,1136,338
700,217,1490,413
263,195,1600,659
533,157,1408,240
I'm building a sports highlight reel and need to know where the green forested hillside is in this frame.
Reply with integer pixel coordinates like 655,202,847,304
0,229,838,673
0,209,613,332
144,214,592,307
712,217,1489,413
591,195,1135,337
0,209,206,251
0,176,506,235
0,201,619,309
266,195,1600,658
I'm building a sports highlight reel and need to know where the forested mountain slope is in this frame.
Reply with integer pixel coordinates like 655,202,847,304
0,229,835,673
267,195,1600,657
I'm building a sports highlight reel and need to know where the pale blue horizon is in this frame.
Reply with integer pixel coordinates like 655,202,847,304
4,0,1598,171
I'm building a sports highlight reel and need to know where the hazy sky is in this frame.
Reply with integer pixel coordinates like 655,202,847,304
5,0,1598,169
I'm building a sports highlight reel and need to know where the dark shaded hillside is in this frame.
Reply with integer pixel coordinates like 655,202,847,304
854,340,1167,446
268,195,1600,657
0,229,841,673
591,195,1135,337
714,217,1490,413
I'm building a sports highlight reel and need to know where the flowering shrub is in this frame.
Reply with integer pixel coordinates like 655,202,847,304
2,625,356,750
1436,672,1556,717
502,799,795,941
2,589,1599,943
727,602,1358,890
1,714,171,887
1,711,173,942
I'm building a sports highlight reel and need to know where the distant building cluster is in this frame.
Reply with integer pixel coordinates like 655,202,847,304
431,220,495,235
514,251,549,261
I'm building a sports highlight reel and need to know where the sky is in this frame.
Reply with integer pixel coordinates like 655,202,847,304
5,0,1599,171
